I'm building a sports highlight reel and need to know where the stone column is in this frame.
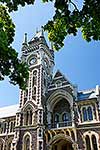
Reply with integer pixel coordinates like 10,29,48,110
71,107,74,127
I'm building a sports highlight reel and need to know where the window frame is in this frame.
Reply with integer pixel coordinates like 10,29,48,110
81,105,94,122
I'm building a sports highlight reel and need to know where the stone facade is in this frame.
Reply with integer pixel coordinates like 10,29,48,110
0,31,100,150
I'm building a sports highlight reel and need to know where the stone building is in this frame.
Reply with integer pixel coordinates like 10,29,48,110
0,31,100,150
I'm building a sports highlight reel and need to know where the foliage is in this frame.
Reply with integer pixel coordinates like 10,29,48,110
1,0,34,12
0,5,29,89
43,0,100,50
0,0,100,88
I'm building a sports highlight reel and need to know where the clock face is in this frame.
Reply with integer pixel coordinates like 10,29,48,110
29,57,37,65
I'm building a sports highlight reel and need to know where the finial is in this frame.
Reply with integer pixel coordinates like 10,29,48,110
41,26,44,36
36,27,38,33
51,41,53,49
23,33,27,44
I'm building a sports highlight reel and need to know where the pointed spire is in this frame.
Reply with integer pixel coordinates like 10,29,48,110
41,27,44,36
36,27,38,33
23,33,28,44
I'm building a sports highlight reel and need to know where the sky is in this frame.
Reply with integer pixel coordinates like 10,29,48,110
0,0,100,107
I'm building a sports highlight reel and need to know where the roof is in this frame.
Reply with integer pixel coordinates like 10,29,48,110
0,104,19,119
30,30,44,42
78,91,97,101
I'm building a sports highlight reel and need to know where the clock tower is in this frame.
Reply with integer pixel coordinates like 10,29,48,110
13,30,54,150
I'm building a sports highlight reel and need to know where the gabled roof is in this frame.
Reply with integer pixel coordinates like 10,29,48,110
54,70,63,78
78,90,97,101
0,104,19,119
48,70,74,93
53,70,70,84
30,30,44,42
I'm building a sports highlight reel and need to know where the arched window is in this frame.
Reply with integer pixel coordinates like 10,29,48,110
92,135,98,150
87,107,93,121
26,111,29,125
26,138,30,150
29,110,32,125
10,122,13,132
24,135,30,150
82,107,88,121
62,113,69,122
85,135,91,150
25,109,33,126
54,114,59,123
3,122,6,133
32,70,37,86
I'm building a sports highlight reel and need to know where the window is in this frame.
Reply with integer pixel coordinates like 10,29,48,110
4,122,6,133
10,122,13,132
29,110,32,125
54,114,59,128
85,134,98,150
54,114,59,123
87,107,93,121
82,107,88,121
85,135,91,150
32,70,37,86
82,106,93,122
26,138,30,150
92,135,98,150
62,113,69,122
24,135,30,150
25,109,33,126
26,111,29,125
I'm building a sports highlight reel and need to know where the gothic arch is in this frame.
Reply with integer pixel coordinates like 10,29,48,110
83,131,99,150
47,89,73,112
21,101,37,126
22,100,37,112
23,132,32,150
47,133,74,150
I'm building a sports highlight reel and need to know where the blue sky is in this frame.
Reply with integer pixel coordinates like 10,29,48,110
0,1,100,107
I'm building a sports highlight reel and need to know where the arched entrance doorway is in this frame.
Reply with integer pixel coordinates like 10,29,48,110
52,139,73,150
48,134,74,150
